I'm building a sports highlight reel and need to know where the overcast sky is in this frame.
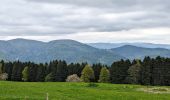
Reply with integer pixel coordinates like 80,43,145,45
0,0,170,43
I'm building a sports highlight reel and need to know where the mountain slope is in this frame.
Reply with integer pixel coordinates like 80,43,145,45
89,43,170,49
1,39,170,64
0,39,124,65
110,45,170,60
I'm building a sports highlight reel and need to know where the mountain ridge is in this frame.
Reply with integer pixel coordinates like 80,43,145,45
0,38,170,65
0,39,124,65
110,45,170,60
88,42,170,49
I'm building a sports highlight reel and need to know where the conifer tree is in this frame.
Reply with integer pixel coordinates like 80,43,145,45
126,60,141,84
0,63,3,74
55,61,68,82
11,61,23,81
36,64,46,82
92,63,102,82
141,56,153,85
110,59,131,84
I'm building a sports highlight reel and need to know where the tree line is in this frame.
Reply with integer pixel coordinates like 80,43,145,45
0,56,170,86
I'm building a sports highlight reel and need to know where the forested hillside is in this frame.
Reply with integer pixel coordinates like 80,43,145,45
1,39,170,65
0,39,123,65
0,56,170,86
111,45,170,60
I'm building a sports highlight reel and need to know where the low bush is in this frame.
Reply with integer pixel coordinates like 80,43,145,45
0,73,8,80
66,74,81,82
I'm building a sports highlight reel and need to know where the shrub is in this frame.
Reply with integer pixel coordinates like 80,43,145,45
0,73,8,80
66,74,81,82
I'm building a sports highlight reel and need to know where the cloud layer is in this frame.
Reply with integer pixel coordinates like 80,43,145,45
0,0,170,43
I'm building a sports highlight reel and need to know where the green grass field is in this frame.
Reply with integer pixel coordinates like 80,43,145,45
0,81,170,100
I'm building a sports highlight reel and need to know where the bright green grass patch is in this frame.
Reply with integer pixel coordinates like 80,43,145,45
0,81,170,100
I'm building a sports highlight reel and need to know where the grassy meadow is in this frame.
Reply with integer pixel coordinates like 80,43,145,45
0,81,170,100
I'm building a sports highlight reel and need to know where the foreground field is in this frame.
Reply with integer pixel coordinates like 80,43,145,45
0,81,170,100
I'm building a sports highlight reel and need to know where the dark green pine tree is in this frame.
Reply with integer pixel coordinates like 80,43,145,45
4,62,13,80
164,58,170,85
45,60,58,82
47,60,58,74
152,56,170,86
36,63,46,82
0,60,5,73
141,56,153,85
67,63,85,77
28,63,38,82
55,60,68,82
11,61,24,81
67,63,76,75
110,59,131,84
92,63,102,82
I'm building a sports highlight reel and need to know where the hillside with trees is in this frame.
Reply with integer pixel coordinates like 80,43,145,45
0,39,124,65
110,45,170,60
0,56,170,86
1,39,170,65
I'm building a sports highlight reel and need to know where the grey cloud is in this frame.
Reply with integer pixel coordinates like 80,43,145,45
29,0,170,11
0,0,170,36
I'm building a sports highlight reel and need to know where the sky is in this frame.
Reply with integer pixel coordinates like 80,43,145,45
0,0,170,43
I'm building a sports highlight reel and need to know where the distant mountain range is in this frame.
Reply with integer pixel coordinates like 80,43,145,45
0,39,170,65
110,45,170,60
0,39,123,65
88,43,170,49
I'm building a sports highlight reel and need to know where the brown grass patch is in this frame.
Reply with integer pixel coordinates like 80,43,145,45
137,87,170,94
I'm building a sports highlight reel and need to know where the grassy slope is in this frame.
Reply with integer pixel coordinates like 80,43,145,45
0,81,169,100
